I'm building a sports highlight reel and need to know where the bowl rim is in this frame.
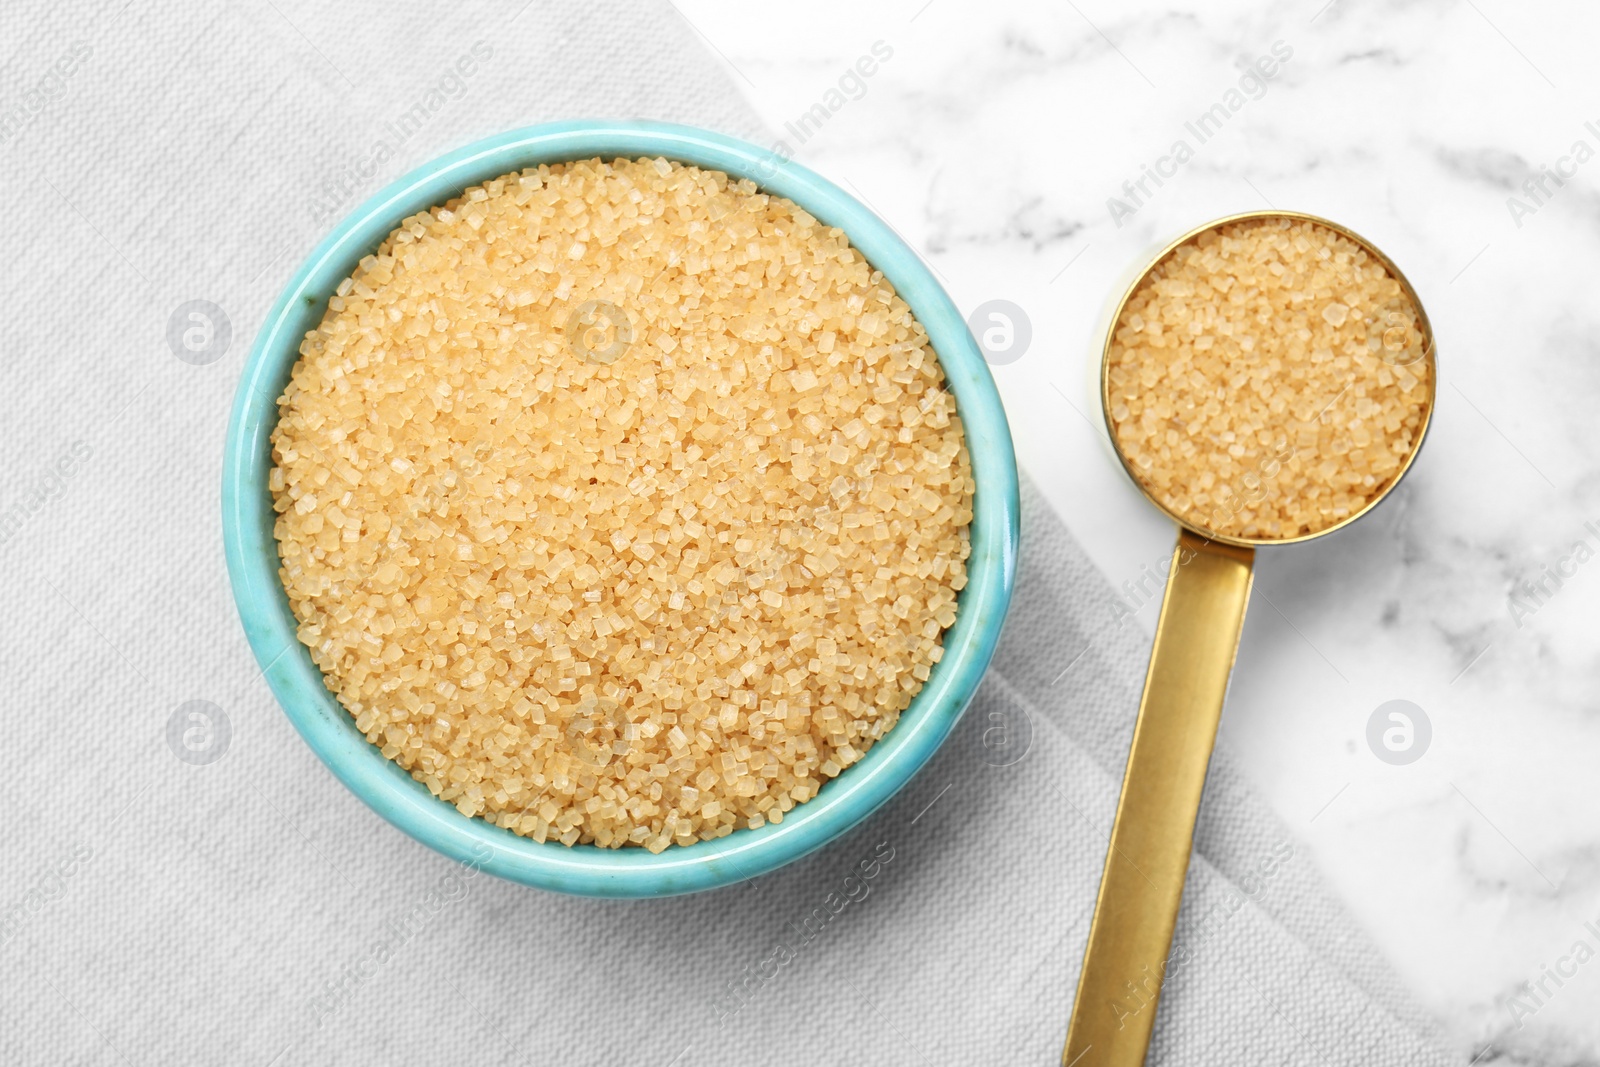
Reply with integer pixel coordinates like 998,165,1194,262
221,119,1019,898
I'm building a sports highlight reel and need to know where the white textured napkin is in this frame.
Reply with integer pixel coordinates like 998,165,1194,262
0,1,1455,1063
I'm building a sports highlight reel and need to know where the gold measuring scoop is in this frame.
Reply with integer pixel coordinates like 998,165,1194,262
1062,210,1437,1067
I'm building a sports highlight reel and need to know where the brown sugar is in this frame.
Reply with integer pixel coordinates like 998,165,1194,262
270,158,974,851
1106,217,1431,540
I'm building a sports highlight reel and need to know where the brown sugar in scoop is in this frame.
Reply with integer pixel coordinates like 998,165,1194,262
1105,216,1432,541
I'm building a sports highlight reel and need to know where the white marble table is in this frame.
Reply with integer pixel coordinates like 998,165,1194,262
673,1,1600,1062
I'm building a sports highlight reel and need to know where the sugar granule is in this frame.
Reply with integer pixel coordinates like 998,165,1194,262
271,157,974,851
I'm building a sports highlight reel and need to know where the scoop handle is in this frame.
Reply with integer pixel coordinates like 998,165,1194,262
1062,530,1254,1067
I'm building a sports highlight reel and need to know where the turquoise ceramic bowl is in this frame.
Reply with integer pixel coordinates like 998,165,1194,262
222,120,1019,897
